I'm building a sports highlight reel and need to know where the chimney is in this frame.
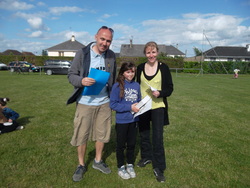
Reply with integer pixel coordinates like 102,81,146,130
71,35,75,42
247,44,250,52
130,39,133,48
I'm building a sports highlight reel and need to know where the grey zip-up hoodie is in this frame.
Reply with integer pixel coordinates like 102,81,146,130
67,42,117,105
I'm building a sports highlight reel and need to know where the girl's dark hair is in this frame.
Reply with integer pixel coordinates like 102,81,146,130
116,62,136,98
0,98,10,106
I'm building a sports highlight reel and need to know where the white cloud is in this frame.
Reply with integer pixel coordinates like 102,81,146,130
27,17,43,30
15,11,47,19
182,31,203,41
0,37,46,54
1,6,249,57
116,13,250,56
103,13,117,19
0,0,34,10
29,30,43,38
49,6,89,15
37,2,45,6
185,13,243,31
97,13,118,22
14,12,49,31
112,24,139,40
103,14,112,19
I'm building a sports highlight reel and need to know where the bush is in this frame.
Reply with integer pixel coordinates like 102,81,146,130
184,61,250,74
116,56,184,68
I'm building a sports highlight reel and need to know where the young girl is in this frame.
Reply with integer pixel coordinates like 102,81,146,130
0,97,22,134
234,69,240,78
110,62,141,179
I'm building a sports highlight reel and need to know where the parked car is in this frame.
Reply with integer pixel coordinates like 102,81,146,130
43,60,71,75
8,61,40,72
0,63,8,70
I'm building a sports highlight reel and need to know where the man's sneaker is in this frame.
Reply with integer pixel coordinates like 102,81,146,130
118,165,130,179
137,158,152,167
72,165,87,182
16,126,24,130
126,164,136,178
92,160,111,174
153,168,166,182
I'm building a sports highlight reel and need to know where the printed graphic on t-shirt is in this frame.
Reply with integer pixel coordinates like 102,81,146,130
95,66,106,71
124,88,138,103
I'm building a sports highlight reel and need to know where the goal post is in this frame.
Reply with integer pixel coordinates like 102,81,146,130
170,68,203,77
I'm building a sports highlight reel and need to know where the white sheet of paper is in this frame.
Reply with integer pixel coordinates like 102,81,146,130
132,95,152,118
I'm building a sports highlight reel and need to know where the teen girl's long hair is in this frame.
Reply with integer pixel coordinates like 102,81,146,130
116,62,136,98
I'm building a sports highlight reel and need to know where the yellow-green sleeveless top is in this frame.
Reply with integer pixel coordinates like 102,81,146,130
140,70,165,110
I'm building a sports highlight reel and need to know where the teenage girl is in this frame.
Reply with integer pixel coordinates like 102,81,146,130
110,62,141,179
0,97,22,134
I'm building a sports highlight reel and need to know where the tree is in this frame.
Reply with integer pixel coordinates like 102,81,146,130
42,50,48,56
193,47,202,56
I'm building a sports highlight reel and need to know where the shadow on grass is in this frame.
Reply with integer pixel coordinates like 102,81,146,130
18,116,34,126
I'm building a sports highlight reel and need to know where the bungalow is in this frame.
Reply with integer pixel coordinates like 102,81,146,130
120,40,185,58
46,35,85,57
203,44,250,62
2,49,23,56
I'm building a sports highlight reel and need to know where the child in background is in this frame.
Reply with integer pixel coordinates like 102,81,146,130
110,62,141,179
234,69,240,78
0,97,22,134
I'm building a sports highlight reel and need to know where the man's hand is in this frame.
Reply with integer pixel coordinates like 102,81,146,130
82,77,96,86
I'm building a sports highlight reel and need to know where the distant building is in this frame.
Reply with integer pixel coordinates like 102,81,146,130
120,40,185,58
184,44,250,62
203,44,250,62
2,49,23,56
22,51,35,56
1,50,35,56
46,35,85,57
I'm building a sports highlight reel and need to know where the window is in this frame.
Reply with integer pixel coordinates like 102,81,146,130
210,57,216,61
59,51,64,57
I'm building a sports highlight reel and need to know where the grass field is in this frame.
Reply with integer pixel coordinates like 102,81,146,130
0,71,249,188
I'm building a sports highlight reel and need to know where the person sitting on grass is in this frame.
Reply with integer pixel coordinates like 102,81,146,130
0,97,23,134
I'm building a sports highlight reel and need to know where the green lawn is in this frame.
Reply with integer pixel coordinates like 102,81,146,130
0,71,249,188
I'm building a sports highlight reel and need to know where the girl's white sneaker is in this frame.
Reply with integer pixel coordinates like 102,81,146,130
118,165,130,179
127,164,136,178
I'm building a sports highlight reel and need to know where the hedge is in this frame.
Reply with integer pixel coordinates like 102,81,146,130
183,61,250,74
1,55,249,74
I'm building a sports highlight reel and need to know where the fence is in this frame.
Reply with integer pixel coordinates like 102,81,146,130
170,68,203,77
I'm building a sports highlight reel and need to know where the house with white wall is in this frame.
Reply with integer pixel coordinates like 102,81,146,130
46,35,85,57
203,44,250,62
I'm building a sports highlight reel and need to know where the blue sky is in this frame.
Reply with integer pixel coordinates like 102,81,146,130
0,0,249,57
